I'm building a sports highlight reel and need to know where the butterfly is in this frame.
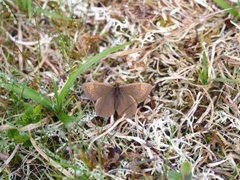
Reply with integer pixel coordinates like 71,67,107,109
82,82,153,118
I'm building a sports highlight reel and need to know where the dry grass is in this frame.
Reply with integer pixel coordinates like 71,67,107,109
0,0,240,179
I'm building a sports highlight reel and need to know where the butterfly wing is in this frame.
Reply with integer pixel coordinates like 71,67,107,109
120,83,153,103
95,91,115,117
82,82,113,101
116,94,137,118
82,82,152,118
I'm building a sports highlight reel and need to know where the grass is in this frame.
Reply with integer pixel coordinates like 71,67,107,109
0,42,130,125
0,0,240,179
168,161,192,180
199,49,209,85
213,0,239,18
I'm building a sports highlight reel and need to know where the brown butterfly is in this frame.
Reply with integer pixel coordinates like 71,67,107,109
82,82,153,118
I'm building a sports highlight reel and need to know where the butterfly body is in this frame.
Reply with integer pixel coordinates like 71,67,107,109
82,82,153,118
113,87,121,110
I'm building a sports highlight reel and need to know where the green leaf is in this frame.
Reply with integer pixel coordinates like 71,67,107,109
56,111,79,126
58,42,132,104
7,129,29,144
2,82,53,110
180,161,192,180
213,0,239,17
18,104,42,125
168,170,182,180
0,73,53,111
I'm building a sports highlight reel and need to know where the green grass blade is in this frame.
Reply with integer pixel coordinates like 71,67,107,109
58,42,132,103
180,161,192,180
213,0,239,17
34,7,71,21
15,0,33,18
167,171,182,180
213,77,240,84
56,111,79,126
53,80,61,112
0,74,53,111
199,50,208,85
27,0,33,19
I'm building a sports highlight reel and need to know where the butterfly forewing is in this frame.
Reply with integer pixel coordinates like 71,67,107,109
119,83,153,103
116,94,137,118
82,82,114,101
95,92,115,117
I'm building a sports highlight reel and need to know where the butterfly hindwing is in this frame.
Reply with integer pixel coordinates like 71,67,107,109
95,92,115,117
116,93,137,118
